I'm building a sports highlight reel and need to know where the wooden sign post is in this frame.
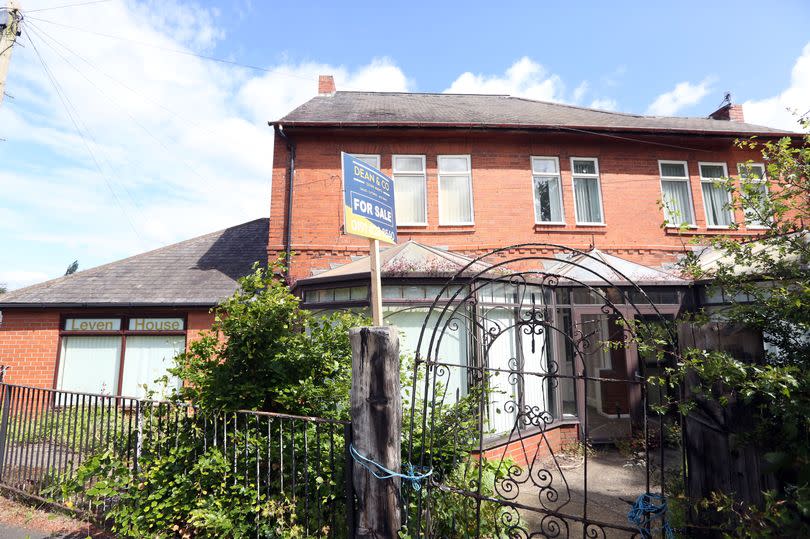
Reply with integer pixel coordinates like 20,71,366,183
369,238,383,325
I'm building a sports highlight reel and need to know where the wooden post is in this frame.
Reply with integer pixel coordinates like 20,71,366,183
350,326,401,538
369,239,383,326
0,0,21,110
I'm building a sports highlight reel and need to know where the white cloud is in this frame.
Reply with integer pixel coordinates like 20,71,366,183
589,98,618,111
0,271,51,291
646,79,713,116
444,57,569,102
743,43,810,131
0,0,411,283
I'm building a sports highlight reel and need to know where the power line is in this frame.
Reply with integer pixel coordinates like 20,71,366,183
24,0,113,13
25,15,318,82
25,19,216,137
23,27,144,244
26,20,226,198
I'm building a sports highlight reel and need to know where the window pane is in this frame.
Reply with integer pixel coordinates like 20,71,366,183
573,159,596,175
574,177,602,223
355,155,380,168
662,180,693,224
739,163,764,180
702,181,733,226
333,288,350,301
350,286,368,300
532,158,558,174
58,336,121,394
393,156,423,172
745,182,769,226
438,156,469,172
440,175,473,223
533,176,562,222
121,335,185,399
700,164,725,179
660,162,687,177
394,175,426,224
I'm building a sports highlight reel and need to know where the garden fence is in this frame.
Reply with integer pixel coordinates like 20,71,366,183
0,381,354,537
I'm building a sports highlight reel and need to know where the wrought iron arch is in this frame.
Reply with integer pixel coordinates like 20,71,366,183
404,244,682,539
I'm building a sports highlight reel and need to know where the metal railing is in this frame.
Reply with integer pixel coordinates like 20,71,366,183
0,382,354,537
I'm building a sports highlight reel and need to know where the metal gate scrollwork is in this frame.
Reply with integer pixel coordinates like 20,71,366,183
404,244,683,538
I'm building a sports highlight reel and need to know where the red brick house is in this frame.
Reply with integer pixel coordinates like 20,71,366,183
268,77,794,445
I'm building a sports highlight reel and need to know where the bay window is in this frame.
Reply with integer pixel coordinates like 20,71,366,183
532,157,564,224
659,161,695,226
699,162,733,227
392,155,427,225
438,155,474,225
571,158,604,225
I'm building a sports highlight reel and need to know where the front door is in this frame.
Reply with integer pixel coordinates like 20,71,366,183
574,311,633,442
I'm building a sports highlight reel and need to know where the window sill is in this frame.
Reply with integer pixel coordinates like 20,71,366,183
397,224,428,229
438,223,475,227
575,223,606,227
665,228,756,237
399,228,475,235
534,222,567,226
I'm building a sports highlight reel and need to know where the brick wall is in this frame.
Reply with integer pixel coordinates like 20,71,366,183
474,422,580,467
0,310,60,388
269,128,767,282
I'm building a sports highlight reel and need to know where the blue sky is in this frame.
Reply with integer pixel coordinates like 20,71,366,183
1,0,809,290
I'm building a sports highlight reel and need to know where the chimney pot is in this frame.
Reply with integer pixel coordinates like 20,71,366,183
318,75,335,95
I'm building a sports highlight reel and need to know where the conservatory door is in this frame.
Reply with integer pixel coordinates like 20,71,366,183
574,311,633,441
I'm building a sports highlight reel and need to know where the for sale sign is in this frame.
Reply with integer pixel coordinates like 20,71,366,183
341,153,397,244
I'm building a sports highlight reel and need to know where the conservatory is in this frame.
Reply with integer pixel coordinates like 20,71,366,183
295,241,688,443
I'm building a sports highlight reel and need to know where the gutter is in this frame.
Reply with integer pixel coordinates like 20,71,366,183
273,124,296,279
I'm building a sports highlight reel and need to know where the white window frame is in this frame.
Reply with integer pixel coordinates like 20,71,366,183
658,160,696,227
392,154,428,226
737,162,769,229
570,157,605,226
351,154,381,169
698,161,733,228
437,154,475,226
531,156,565,225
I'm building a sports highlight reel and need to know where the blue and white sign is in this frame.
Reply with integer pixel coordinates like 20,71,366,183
341,152,397,244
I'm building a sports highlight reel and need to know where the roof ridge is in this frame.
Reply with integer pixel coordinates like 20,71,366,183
3,218,268,297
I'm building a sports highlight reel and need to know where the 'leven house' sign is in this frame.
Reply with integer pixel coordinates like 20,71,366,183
341,153,397,244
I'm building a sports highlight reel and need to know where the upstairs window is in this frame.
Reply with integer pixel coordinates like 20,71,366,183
571,158,604,224
699,163,733,227
438,155,474,225
393,155,427,225
659,161,695,226
738,163,769,228
532,157,564,224
353,154,380,169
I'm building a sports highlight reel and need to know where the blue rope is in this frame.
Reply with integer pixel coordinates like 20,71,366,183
627,493,674,539
349,444,433,491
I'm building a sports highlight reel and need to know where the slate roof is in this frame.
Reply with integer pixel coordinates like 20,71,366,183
0,219,269,308
276,91,793,136
295,241,499,286
546,249,689,286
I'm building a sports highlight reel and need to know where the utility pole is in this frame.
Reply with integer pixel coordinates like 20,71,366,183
0,0,22,109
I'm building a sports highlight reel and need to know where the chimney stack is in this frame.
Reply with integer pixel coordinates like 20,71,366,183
709,103,745,122
318,75,336,95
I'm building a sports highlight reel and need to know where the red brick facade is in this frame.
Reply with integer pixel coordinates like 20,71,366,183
270,128,766,282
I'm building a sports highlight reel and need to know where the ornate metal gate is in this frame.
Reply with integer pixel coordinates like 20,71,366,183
404,244,683,538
